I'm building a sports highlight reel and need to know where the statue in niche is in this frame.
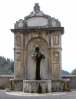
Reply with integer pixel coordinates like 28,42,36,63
32,47,45,80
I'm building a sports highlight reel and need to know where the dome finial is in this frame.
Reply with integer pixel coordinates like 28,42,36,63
34,3,40,13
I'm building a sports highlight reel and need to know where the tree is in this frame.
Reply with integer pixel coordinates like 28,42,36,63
61,70,70,75
10,61,14,73
71,69,76,75
0,56,14,74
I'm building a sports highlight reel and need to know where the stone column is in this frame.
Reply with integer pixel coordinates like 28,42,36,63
14,33,24,79
50,32,61,80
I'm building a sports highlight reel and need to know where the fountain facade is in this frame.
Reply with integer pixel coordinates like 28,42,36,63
11,3,64,93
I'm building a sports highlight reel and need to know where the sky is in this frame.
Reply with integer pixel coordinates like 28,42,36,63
0,0,76,72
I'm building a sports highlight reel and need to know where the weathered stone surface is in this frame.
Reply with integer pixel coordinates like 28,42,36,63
11,3,64,93
14,3,61,29
13,30,62,80
26,37,49,80
23,80,51,93
10,79,23,91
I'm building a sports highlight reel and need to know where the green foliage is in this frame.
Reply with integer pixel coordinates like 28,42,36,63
63,81,70,91
0,56,14,75
62,70,70,75
71,69,76,75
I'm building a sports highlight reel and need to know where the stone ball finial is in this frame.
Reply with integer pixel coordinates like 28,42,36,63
34,3,40,13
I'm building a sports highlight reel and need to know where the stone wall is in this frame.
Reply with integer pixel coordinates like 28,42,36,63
0,75,14,89
0,75,76,91
62,75,76,89
10,79,23,91
23,80,51,93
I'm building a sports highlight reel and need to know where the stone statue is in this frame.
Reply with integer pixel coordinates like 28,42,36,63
32,47,45,80
34,3,40,13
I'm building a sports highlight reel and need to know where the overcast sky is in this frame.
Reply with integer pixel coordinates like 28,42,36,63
0,0,76,72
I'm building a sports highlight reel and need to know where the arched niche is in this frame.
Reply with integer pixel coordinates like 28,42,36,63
26,37,51,80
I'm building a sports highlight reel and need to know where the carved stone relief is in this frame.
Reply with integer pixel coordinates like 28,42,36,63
15,33,21,47
53,52,59,63
53,34,59,45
